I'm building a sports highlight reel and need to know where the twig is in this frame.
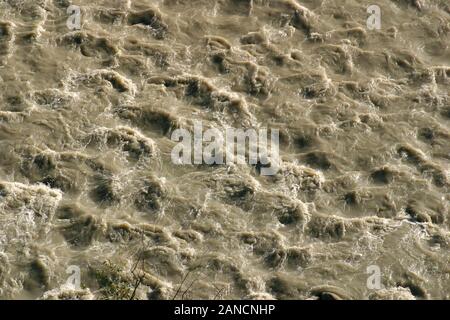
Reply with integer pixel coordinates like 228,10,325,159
172,270,192,300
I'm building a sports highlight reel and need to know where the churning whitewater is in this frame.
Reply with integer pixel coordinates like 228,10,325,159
0,0,449,300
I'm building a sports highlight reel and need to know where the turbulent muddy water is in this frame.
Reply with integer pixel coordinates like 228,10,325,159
0,0,449,300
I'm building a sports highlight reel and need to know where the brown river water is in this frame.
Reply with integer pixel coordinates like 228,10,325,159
0,0,449,300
